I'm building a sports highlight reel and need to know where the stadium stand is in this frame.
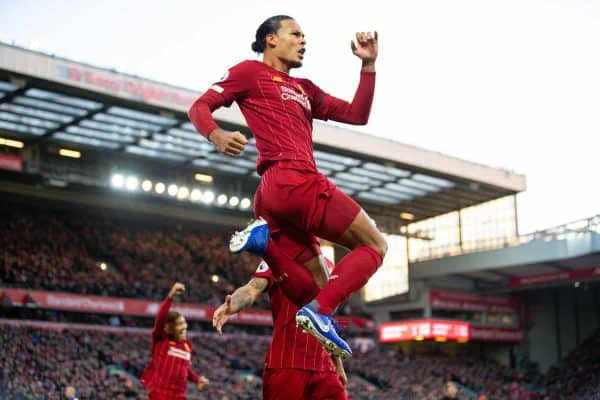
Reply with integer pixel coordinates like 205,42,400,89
534,328,600,400
0,200,267,308
0,321,546,400
2,198,600,399
2,41,598,400
7,320,598,399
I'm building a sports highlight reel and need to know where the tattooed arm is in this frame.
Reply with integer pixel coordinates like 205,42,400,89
212,277,268,335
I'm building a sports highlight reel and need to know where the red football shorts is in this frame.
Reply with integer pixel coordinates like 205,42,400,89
263,368,348,400
255,161,361,260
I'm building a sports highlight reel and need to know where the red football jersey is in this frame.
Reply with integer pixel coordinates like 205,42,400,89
141,297,200,398
252,261,336,372
209,60,333,174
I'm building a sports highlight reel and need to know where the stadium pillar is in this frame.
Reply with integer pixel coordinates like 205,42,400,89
553,288,562,361
572,287,580,345
596,284,600,330
458,209,464,251
513,195,519,236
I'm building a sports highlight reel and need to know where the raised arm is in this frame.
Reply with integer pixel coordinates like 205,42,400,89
153,282,185,340
317,31,378,125
351,31,378,73
212,277,269,335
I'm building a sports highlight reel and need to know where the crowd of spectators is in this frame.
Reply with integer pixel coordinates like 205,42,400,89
344,348,535,400
5,322,593,400
0,202,371,317
344,330,600,400
0,325,266,400
2,201,600,399
534,329,600,400
0,324,490,400
2,324,600,399
0,202,267,308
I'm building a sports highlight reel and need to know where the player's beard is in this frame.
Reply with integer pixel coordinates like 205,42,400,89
287,59,302,69
286,50,303,69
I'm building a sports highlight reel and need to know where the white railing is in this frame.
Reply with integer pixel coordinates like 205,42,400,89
410,215,600,263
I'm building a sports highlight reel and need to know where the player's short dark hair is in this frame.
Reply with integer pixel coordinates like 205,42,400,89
167,311,182,324
165,311,183,339
251,15,294,53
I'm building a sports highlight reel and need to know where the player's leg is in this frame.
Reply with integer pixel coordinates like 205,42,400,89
313,189,387,315
230,164,331,273
233,232,354,357
231,217,336,303
262,368,310,400
232,168,366,357
231,169,324,306
238,165,387,303
265,229,323,307
297,187,386,359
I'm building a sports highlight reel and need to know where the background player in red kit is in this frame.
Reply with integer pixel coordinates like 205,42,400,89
188,15,387,359
212,258,348,400
141,283,209,400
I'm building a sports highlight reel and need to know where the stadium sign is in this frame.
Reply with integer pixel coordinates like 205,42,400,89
0,43,199,111
379,319,523,343
429,289,518,314
57,65,198,109
0,288,272,325
379,319,470,343
509,267,600,288
469,326,524,342
0,288,375,330
0,153,22,172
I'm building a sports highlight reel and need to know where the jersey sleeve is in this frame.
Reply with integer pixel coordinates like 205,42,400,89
298,79,331,121
251,260,276,291
185,340,201,383
187,365,200,383
207,60,255,107
152,296,172,341
303,72,375,124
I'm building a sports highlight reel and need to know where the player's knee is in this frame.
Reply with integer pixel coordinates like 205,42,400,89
363,231,387,261
374,234,388,259
364,214,387,259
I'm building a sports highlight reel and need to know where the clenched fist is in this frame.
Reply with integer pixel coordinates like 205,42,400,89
168,282,185,298
209,129,248,157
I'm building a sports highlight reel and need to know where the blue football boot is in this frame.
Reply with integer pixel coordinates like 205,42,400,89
296,302,352,359
229,217,269,256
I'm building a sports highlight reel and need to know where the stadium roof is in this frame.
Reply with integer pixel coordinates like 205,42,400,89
0,42,526,225
412,216,600,292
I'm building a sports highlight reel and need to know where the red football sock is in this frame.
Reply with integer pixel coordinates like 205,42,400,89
263,239,319,308
315,246,382,315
